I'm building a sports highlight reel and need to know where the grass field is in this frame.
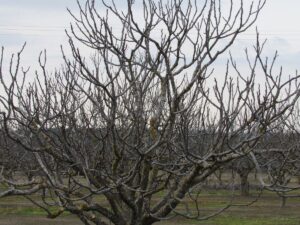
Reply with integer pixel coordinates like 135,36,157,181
0,189,300,225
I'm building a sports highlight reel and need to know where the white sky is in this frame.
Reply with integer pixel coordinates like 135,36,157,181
0,0,300,74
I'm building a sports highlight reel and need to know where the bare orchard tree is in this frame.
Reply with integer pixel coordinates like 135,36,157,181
0,0,299,224
255,105,300,207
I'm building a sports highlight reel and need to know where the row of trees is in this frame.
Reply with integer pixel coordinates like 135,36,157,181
0,0,300,224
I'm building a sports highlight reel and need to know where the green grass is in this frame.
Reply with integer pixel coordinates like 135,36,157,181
1,189,300,224
0,206,49,216
194,215,299,225
159,189,300,225
0,197,69,217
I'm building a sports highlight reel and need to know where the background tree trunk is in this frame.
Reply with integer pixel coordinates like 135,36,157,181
238,171,250,196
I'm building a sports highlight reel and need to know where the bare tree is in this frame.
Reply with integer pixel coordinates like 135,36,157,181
0,0,299,224
256,105,300,207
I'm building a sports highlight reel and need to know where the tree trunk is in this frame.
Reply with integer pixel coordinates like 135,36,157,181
239,172,250,196
281,195,287,208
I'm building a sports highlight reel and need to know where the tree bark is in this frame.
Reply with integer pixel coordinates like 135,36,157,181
239,172,250,196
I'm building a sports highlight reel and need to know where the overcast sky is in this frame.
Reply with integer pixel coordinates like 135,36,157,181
0,0,300,73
